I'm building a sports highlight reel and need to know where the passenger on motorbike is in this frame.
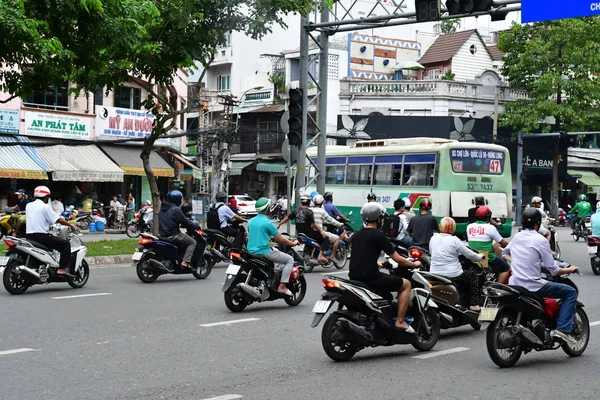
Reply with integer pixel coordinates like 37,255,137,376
26,186,77,276
349,202,421,333
215,191,247,249
323,192,350,242
407,198,437,251
591,201,600,237
570,194,591,234
278,195,329,263
248,198,299,297
503,208,579,344
311,194,343,262
143,200,153,227
467,206,510,284
429,217,484,312
530,196,551,241
392,199,412,248
158,190,197,268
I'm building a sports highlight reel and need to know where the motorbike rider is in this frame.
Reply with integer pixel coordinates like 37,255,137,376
530,196,552,241
12,189,29,213
392,199,412,248
349,202,421,333
142,200,153,227
503,207,579,344
429,217,484,312
158,190,197,268
591,201,600,237
248,198,299,296
311,194,343,262
323,191,350,242
467,206,510,284
570,194,591,234
278,195,329,263
407,198,438,251
402,197,415,221
26,186,77,276
215,191,247,249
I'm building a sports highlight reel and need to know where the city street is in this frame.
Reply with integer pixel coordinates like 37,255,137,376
1,227,599,400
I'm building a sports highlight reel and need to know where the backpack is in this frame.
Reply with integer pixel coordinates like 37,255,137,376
207,204,224,229
382,213,401,238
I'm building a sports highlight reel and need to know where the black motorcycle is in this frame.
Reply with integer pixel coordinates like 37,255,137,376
132,224,214,283
480,264,589,368
222,249,307,312
312,261,440,362
204,220,247,264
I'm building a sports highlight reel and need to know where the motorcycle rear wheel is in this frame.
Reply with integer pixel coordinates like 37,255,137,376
126,223,140,238
591,257,600,275
486,309,522,368
224,275,249,312
321,313,358,362
334,247,347,269
77,219,90,230
284,275,307,306
68,260,90,288
562,307,590,357
412,308,441,352
3,260,29,295
136,254,160,283
192,254,214,279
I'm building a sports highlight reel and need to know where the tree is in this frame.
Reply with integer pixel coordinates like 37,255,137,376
441,69,455,81
497,17,600,218
439,18,461,35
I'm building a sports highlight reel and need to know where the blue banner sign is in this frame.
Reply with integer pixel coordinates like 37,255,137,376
522,0,600,23
0,109,19,134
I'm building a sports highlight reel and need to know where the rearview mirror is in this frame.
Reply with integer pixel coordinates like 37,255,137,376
348,211,353,216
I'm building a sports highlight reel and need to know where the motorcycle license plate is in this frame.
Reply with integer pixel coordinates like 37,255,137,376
225,264,240,276
312,300,332,313
0,256,9,266
478,307,499,322
588,246,597,256
132,251,144,261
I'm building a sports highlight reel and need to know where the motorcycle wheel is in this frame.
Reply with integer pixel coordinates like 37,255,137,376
78,219,90,230
321,313,358,362
554,243,561,260
192,254,214,280
302,249,315,273
2,260,29,295
591,256,600,275
573,231,580,242
68,260,90,289
562,307,590,357
136,254,160,283
412,308,441,352
486,309,522,368
224,278,249,312
126,223,140,238
284,275,307,306
334,246,347,269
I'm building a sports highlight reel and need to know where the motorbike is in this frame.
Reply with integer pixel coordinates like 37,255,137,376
1,225,89,295
572,215,591,241
480,264,589,368
126,208,152,238
108,203,127,229
222,249,307,312
296,232,348,273
268,203,284,221
204,220,247,264
312,259,440,362
548,224,561,259
132,223,214,283
558,210,566,227
587,235,600,275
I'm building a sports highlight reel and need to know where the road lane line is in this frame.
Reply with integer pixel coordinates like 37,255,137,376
201,395,243,400
52,293,112,300
590,321,600,327
0,348,37,357
412,347,470,360
200,318,260,327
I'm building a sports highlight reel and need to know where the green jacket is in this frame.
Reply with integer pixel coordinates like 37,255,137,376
572,201,591,218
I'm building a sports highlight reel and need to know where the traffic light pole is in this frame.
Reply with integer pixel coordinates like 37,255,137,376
295,16,310,209
316,6,329,194
516,131,523,226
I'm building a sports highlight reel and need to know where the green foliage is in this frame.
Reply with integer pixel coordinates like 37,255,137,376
440,18,461,35
441,69,455,81
498,18,600,132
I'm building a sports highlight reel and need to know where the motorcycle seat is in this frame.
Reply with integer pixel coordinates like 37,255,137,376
509,285,544,306
26,240,52,252
205,229,230,242
341,278,393,302
245,252,275,267
419,271,453,285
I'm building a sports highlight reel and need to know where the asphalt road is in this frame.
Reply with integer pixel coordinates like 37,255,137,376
1,227,599,400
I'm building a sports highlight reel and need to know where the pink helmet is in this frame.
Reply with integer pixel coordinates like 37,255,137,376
34,185,51,198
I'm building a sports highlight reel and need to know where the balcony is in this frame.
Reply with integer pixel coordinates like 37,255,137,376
213,46,233,65
237,131,285,156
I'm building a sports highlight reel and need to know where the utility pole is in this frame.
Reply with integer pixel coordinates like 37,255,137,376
296,16,309,208
515,131,523,226
316,7,329,194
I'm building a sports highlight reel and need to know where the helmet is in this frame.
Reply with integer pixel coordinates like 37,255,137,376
313,194,325,206
300,195,311,205
324,192,333,202
361,202,386,223
71,209,78,218
531,196,542,204
145,200,152,206
439,217,456,234
522,207,542,229
476,205,492,221
419,198,432,211
215,191,228,203
167,190,183,206
15,188,26,195
33,185,51,198
310,191,319,199
402,197,411,209
579,194,587,201
255,197,271,213
367,192,377,201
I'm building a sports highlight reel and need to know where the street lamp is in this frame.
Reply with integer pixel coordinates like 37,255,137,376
236,85,264,130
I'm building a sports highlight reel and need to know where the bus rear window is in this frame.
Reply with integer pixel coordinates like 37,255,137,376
450,149,505,175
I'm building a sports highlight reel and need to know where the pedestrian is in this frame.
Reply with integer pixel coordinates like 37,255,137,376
127,193,135,221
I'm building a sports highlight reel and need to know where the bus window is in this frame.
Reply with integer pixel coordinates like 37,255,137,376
374,164,402,185
403,163,435,186
347,165,372,185
326,166,346,184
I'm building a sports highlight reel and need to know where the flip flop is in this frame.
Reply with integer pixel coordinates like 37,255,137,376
395,325,416,335
277,288,293,297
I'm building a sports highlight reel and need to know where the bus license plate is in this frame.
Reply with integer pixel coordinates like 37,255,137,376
478,307,499,322
588,246,597,256
312,300,331,314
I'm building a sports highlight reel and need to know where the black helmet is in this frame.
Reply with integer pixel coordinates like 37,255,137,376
324,192,333,202
419,198,432,211
167,190,183,206
522,207,542,230
216,191,227,203
300,195,311,205
367,191,377,201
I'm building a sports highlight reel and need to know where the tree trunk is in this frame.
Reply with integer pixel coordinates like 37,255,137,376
141,131,162,236
550,136,559,219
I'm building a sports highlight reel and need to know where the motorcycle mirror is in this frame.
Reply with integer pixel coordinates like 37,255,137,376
348,211,353,216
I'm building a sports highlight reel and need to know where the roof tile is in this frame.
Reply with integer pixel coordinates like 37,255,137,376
418,30,477,65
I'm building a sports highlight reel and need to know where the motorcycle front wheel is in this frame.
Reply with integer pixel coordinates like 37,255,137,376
136,254,160,283
3,260,29,295
192,254,214,279
68,260,90,288
126,223,140,238
412,308,441,352
321,313,358,362
562,307,590,357
591,256,600,275
486,309,522,368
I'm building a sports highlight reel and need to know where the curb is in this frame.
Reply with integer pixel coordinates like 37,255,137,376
85,255,133,265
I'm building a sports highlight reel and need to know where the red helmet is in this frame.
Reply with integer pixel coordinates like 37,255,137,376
419,198,432,211
476,206,492,220
289,266,300,282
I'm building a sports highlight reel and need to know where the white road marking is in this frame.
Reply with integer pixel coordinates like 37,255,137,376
0,348,37,357
590,321,600,327
321,271,348,275
96,341,110,345
200,318,261,327
412,347,470,360
201,395,243,400
52,293,112,300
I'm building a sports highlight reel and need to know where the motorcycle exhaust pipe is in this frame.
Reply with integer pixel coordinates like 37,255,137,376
337,318,373,346
211,248,226,261
148,259,170,272
17,265,40,280
237,283,261,300
511,325,543,346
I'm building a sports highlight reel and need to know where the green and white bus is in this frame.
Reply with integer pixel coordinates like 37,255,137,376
306,138,513,237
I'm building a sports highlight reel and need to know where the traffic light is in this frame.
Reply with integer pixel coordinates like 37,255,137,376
446,0,492,15
287,88,303,146
415,0,441,23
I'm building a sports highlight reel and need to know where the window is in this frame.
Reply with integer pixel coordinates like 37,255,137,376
217,75,231,92
94,85,104,106
470,45,477,55
374,164,403,185
180,101,185,130
114,86,142,109
427,69,440,80
325,166,346,184
26,82,69,111
346,165,372,185
218,32,232,48
290,59,300,81
402,154,436,186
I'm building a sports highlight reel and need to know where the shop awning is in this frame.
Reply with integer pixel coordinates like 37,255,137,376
230,161,253,176
0,136,52,179
256,160,287,173
168,151,200,173
568,169,600,187
100,145,174,177
37,144,124,182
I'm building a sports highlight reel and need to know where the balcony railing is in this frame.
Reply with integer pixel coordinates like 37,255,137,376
236,131,285,156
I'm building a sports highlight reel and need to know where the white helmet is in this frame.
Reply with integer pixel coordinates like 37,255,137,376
34,185,51,198
402,197,411,209
313,194,325,206
531,196,542,204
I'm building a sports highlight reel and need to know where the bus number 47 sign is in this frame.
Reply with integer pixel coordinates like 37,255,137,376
489,160,501,173
522,0,600,23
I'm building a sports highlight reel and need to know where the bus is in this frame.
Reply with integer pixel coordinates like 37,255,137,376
305,138,513,237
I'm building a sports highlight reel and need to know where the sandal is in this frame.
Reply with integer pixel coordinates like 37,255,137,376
277,288,293,297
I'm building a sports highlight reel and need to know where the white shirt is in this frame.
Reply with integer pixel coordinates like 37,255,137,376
281,199,288,211
26,199,59,234
394,211,409,241
51,199,64,215
311,207,342,230
429,233,483,278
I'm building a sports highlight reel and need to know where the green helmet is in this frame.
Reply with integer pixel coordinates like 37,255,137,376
579,194,587,201
255,197,271,213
